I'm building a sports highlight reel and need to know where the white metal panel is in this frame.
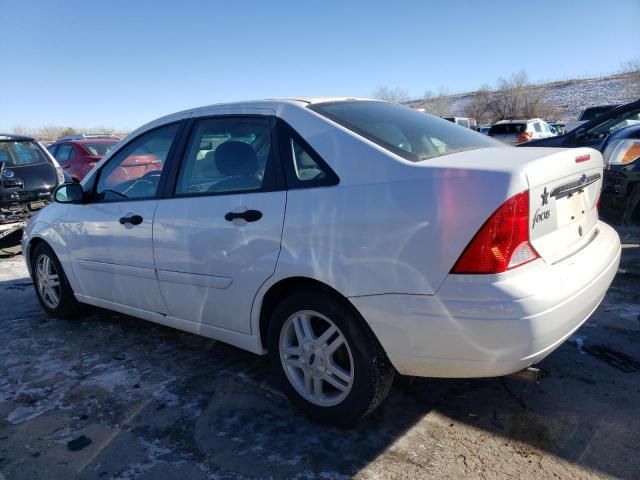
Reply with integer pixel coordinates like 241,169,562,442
153,191,286,333
63,200,168,314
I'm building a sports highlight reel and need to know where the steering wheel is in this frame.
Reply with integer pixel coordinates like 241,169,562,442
139,170,162,180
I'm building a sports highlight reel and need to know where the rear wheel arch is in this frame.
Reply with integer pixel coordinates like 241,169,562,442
263,280,396,424
258,276,368,351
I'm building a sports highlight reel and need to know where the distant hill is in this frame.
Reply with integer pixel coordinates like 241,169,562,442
406,71,640,121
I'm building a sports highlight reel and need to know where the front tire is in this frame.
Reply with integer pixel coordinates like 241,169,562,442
31,242,81,318
268,288,395,425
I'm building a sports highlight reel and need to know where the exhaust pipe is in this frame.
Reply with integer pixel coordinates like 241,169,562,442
507,367,541,383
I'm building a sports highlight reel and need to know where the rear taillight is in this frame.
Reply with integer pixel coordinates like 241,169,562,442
55,166,65,185
516,132,532,143
452,190,539,274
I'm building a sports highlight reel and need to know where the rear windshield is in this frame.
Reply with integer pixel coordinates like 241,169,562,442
309,101,502,161
83,142,118,156
0,141,49,166
488,123,526,134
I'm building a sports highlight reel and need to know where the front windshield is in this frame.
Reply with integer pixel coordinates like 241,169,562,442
309,101,503,162
586,108,640,140
0,141,48,166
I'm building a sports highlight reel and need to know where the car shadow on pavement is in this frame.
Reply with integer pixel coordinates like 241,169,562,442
1,251,639,479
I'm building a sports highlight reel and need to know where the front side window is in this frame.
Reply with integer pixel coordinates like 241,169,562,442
95,123,179,201
176,117,271,195
310,101,502,162
533,122,542,133
0,141,48,166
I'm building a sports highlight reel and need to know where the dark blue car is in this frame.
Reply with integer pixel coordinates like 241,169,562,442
519,100,640,225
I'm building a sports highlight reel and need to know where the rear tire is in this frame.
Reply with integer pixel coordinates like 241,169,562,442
31,242,82,318
268,288,395,425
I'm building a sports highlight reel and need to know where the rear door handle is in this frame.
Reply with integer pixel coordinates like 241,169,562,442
224,210,262,222
119,214,143,226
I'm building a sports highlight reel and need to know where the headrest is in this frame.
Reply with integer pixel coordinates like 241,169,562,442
215,141,258,176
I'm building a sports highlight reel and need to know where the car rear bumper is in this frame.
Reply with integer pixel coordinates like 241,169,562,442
351,221,621,378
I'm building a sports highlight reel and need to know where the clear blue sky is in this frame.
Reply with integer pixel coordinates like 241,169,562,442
1,0,638,131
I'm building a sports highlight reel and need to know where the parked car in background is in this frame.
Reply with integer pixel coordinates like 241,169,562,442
0,133,64,247
443,117,473,128
47,134,120,182
24,99,620,425
480,125,491,135
488,118,555,144
547,122,566,135
518,99,640,150
601,124,640,226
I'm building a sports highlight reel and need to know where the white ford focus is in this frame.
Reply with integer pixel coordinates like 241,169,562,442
23,99,621,424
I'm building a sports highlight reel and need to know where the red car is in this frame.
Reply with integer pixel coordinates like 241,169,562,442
47,135,120,182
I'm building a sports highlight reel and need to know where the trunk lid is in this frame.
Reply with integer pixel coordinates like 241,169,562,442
1,162,57,193
522,147,602,264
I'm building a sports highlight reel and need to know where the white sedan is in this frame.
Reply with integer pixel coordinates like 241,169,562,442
23,99,621,425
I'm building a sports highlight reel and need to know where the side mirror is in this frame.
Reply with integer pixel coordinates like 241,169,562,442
574,128,587,141
54,183,84,203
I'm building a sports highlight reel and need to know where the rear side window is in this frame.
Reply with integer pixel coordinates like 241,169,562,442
533,122,542,133
0,141,48,165
488,123,526,135
291,138,325,181
277,120,339,188
83,142,118,156
310,101,501,162
55,144,73,162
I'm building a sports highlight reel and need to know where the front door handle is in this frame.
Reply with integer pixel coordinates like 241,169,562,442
224,210,263,223
119,214,143,226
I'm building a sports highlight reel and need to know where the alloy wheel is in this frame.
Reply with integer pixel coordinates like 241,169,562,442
279,310,354,407
36,253,61,309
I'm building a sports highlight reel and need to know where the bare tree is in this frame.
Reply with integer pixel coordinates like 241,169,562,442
7,125,126,141
372,86,410,103
620,58,640,73
420,87,452,117
11,125,33,136
464,85,492,125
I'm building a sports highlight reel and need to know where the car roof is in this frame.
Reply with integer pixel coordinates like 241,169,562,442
582,104,620,110
73,138,120,144
494,118,542,124
130,98,381,137
0,133,35,141
191,97,374,110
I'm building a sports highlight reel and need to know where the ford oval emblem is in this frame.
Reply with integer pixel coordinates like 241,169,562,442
2,169,15,178
580,174,587,184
